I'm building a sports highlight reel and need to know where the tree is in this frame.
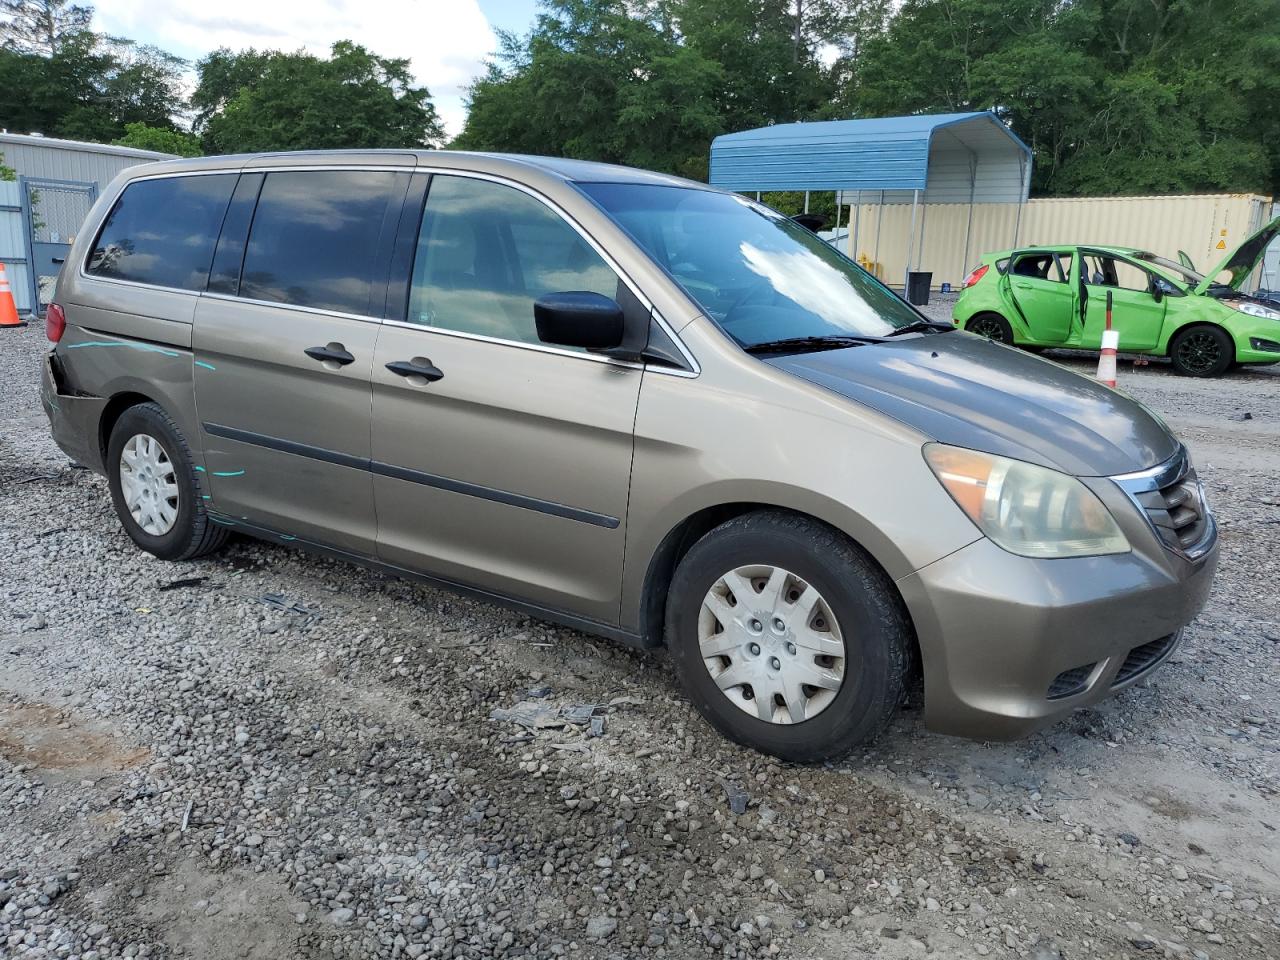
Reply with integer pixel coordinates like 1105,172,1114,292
850,0,1280,196
114,122,202,157
457,0,727,179
0,27,187,143
0,0,90,54
195,42,445,153
190,47,273,132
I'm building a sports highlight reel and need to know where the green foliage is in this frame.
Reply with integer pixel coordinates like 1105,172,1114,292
0,151,15,180
114,122,202,157
0,27,186,143
195,42,445,153
456,1,726,179
852,0,1280,196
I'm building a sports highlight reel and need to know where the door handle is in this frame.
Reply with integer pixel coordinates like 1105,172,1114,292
385,358,444,382
51,256,65,264
304,344,355,366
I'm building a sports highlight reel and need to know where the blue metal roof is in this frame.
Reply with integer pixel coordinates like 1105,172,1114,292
709,111,1031,199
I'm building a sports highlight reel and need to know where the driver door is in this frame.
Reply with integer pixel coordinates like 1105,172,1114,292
1079,251,1166,351
369,173,643,623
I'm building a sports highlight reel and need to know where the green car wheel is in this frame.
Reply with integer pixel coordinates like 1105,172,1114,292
967,313,1014,344
1169,326,1233,378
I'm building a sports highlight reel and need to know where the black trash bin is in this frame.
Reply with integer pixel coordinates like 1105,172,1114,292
906,271,932,306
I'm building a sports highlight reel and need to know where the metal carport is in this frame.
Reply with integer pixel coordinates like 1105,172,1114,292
708,111,1032,293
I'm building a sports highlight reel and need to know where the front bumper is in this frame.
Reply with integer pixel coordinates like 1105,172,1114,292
41,352,107,472
897,466,1218,740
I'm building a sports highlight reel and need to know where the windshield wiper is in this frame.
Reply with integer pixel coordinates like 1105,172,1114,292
883,319,955,337
743,335,881,355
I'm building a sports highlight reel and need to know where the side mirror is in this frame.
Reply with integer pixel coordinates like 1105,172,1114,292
534,291,624,351
1150,279,1164,304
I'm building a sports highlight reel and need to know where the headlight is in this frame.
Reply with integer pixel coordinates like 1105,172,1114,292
1235,301,1280,320
924,444,1130,558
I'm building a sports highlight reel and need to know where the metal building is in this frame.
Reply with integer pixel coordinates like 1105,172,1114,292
709,112,1033,293
0,132,174,315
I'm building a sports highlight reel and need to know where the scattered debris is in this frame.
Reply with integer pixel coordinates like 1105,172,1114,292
158,576,209,592
723,781,750,815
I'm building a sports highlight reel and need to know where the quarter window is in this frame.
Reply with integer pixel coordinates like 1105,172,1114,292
407,175,620,347
87,175,237,290
240,170,406,315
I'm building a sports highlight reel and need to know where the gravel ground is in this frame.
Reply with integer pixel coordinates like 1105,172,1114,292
2,314,1278,960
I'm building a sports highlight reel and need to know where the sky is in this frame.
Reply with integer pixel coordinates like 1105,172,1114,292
94,0,542,137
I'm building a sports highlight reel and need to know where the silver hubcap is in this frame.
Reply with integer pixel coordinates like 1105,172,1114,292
119,433,179,536
698,564,846,724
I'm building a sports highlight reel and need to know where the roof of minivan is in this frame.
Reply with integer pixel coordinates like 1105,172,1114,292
121,149,710,190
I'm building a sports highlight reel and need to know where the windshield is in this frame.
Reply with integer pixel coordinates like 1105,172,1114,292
1129,251,1203,287
577,182,922,346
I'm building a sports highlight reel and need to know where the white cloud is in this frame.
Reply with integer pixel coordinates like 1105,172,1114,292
95,0,498,137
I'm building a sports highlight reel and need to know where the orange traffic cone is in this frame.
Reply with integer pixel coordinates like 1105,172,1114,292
0,263,27,329
1095,289,1117,388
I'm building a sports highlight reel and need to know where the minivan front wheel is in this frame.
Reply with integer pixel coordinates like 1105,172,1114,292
666,511,910,762
106,402,229,561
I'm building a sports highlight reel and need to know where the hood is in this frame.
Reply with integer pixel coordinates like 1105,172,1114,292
766,333,1178,477
1194,216,1280,295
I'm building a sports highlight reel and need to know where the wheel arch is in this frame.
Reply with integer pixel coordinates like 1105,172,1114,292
1165,320,1237,377
1163,319,1236,357
98,390,159,466
966,310,1019,341
635,501,923,683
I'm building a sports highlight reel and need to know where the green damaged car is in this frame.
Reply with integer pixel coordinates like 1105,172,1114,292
952,217,1280,377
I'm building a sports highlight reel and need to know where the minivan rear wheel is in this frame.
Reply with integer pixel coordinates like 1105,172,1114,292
106,402,229,561
666,511,910,762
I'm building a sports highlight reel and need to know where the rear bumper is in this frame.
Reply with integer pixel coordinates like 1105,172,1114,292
41,352,106,472
898,529,1217,741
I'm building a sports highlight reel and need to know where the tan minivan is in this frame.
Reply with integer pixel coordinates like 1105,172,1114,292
42,151,1218,760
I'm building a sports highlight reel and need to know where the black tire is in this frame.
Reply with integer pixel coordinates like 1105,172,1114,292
1169,325,1233,377
966,312,1014,344
665,510,911,762
106,402,229,561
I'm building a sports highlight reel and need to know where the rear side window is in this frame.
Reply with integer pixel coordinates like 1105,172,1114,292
87,175,237,290
239,170,406,315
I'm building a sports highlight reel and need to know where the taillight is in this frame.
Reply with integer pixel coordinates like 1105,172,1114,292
46,302,66,342
962,264,989,289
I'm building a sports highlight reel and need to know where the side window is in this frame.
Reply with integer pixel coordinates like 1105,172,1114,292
1056,252,1074,281
1111,259,1154,293
239,170,406,315
407,175,620,347
1010,253,1061,282
87,174,237,290
1083,254,1152,293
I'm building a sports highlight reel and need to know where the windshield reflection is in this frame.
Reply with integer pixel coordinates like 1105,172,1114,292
579,182,920,348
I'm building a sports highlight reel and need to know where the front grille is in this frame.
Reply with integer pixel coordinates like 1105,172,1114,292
1047,663,1095,700
1112,633,1177,687
1133,472,1208,554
